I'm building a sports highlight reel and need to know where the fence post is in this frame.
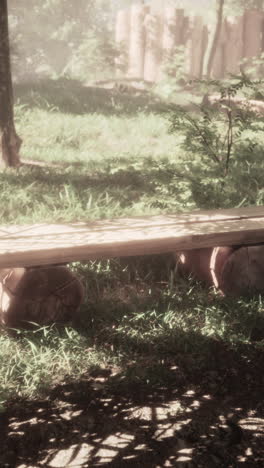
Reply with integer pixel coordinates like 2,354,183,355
128,4,149,80
115,9,131,77
224,16,244,75
243,9,264,71
162,8,190,81
189,16,207,78
115,6,264,83
211,20,226,78
144,12,163,82
201,25,209,77
162,7,177,61
175,9,185,46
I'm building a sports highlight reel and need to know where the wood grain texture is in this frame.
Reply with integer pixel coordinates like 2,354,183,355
221,245,264,296
1,206,264,267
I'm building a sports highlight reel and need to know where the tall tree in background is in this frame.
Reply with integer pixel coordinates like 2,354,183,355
206,0,225,78
0,0,21,167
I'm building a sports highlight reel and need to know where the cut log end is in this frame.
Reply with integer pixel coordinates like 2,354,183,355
176,245,264,297
221,245,264,297
0,266,84,328
175,246,234,289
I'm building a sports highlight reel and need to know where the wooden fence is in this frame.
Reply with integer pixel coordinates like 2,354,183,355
115,4,264,82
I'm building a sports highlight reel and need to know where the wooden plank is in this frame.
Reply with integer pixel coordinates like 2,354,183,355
1,206,264,268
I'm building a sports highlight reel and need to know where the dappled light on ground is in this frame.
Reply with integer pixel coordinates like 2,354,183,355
0,252,263,467
1,341,263,467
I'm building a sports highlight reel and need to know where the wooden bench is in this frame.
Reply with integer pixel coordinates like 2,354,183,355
1,205,264,268
2,205,264,327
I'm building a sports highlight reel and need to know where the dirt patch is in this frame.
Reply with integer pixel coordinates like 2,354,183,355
0,344,263,467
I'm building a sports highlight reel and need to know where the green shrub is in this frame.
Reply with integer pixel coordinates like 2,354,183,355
169,75,264,208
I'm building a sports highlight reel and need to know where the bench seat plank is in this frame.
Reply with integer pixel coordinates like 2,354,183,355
1,206,264,268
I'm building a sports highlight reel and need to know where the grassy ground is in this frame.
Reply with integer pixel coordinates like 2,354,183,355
0,80,263,466
1,79,263,400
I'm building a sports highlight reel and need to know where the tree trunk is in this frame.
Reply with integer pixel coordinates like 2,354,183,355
206,0,225,78
0,0,21,167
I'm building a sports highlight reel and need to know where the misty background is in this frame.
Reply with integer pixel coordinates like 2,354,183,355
8,0,264,86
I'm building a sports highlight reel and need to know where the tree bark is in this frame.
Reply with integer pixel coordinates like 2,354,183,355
206,0,225,78
0,0,21,167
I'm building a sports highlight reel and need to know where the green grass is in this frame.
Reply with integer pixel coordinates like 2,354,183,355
16,108,179,164
0,325,112,408
0,80,263,410
2,92,189,223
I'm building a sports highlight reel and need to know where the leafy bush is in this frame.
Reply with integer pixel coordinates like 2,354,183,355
64,32,117,82
169,75,264,208
154,46,187,100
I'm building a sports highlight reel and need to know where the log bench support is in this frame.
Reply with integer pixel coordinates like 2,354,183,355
2,205,264,327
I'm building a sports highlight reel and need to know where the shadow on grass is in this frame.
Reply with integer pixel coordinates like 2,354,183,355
3,155,263,219
1,252,263,466
0,158,187,221
2,163,153,191
0,330,263,467
14,77,171,116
